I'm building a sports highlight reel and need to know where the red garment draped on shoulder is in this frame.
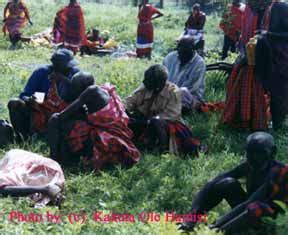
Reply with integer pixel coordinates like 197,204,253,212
221,5,271,130
136,4,159,57
31,81,68,133
67,84,140,171
2,1,29,37
53,2,86,53
219,4,244,42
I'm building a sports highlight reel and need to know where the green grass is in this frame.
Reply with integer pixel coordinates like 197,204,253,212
0,1,287,234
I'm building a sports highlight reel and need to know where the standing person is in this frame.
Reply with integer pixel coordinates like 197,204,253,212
53,0,86,54
136,0,163,59
256,1,288,130
219,0,245,60
181,3,206,56
221,0,273,131
2,0,32,49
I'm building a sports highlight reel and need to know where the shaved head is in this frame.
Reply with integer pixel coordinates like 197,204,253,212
246,132,276,169
177,36,196,65
71,71,95,99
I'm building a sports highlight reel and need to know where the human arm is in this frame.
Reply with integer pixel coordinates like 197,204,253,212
3,3,9,22
198,13,206,30
150,5,163,20
182,59,206,97
157,85,182,121
124,86,143,115
212,181,269,230
22,2,32,25
56,86,93,121
151,11,163,20
19,67,49,99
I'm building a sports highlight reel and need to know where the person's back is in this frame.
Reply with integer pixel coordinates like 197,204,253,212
53,0,86,53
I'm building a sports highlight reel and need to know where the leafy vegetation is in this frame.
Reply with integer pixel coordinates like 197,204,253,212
0,1,287,234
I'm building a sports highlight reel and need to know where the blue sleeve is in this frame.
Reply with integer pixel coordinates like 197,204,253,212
19,67,49,99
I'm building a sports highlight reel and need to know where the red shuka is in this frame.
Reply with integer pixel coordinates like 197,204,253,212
220,4,244,42
53,1,86,52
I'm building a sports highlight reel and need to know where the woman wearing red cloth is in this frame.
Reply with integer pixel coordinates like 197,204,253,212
53,0,86,54
136,0,163,59
221,0,273,130
220,0,245,60
2,0,32,48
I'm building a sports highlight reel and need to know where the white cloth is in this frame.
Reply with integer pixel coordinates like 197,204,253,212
0,149,65,207
163,51,206,108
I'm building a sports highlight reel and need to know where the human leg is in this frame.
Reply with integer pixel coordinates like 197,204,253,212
7,98,31,140
179,177,247,231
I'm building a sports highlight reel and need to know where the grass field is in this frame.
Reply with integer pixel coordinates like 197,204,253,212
0,1,287,234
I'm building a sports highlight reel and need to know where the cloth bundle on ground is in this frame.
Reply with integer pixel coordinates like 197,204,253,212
21,28,53,48
0,149,65,208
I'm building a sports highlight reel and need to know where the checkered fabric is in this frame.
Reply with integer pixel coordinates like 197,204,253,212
67,84,140,171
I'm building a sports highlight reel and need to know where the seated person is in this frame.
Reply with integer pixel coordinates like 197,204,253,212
80,28,104,55
163,36,206,113
179,132,288,233
80,29,117,56
0,149,64,207
47,72,140,171
7,49,79,140
178,4,206,55
125,64,201,155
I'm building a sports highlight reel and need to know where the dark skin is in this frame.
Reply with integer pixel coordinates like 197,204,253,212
179,132,280,233
128,65,169,152
177,36,196,67
48,72,110,163
7,60,75,140
232,0,241,7
23,64,73,109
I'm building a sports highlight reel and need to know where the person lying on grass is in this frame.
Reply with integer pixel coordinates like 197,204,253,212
8,49,80,141
0,149,64,208
47,71,140,171
163,36,206,114
124,64,202,155
179,132,288,234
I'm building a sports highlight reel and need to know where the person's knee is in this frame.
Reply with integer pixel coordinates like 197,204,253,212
7,98,25,111
215,177,240,192
48,114,61,129
149,117,165,128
